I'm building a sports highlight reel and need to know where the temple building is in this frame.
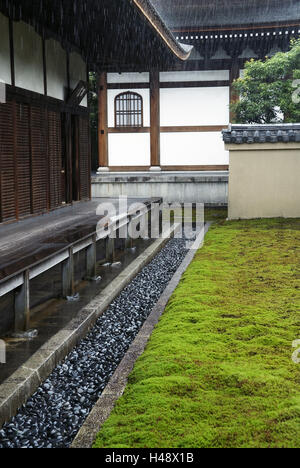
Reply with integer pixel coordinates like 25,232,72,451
0,0,190,337
96,0,300,174
0,0,187,224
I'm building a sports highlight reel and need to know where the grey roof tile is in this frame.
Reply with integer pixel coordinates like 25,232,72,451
222,124,300,144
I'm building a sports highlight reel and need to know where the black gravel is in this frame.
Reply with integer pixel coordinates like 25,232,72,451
0,237,188,449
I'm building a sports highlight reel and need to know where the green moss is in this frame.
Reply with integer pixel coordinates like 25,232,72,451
93,216,300,448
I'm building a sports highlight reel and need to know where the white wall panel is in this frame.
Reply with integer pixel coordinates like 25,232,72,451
160,132,229,166
46,39,67,101
0,13,11,85
108,134,150,166
108,89,150,127
14,21,44,94
108,72,149,84
69,52,87,107
160,87,230,126
160,70,229,82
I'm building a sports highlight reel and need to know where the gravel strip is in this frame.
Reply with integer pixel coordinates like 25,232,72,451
0,237,188,449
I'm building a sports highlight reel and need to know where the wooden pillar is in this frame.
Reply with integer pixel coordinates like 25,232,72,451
125,236,133,249
105,237,115,263
62,247,75,298
66,52,71,99
9,19,15,87
86,237,97,279
15,271,30,332
151,202,160,239
42,37,48,96
150,71,161,171
98,72,108,171
229,61,240,123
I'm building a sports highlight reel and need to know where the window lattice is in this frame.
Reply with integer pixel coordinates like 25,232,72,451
115,92,143,128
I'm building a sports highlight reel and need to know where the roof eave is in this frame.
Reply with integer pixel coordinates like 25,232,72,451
132,0,193,61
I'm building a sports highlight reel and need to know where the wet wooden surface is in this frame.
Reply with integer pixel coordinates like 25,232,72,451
0,198,154,283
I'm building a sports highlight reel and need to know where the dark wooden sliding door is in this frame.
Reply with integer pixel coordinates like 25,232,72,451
16,102,32,218
30,105,49,214
48,110,63,209
79,116,90,200
0,101,16,222
0,91,91,224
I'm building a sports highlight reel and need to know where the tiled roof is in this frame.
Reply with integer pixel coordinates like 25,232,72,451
222,124,300,144
151,0,300,30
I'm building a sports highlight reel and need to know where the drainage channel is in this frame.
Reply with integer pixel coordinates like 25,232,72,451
0,237,153,386
0,234,190,448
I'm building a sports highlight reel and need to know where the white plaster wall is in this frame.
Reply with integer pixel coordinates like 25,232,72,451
228,147,300,219
160,132,229,166
69,52,87,107
160,70,229,82
160,87,230,126
108,134,150,166
0,13,11,85
46,39,67,101
108,72,149,84
14,21,44,94
108,89,150,128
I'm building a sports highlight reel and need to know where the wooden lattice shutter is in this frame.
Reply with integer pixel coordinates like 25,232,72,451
30,105,48,214
16,102,31,218
48,110,62,209
0,101,16,222
115,92,143,127
78,117,90,200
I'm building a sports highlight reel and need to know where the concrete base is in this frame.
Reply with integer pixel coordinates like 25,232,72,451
92,171,228,205
96,167,110,174
149,166,162,172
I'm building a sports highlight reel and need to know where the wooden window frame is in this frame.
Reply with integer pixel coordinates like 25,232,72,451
114,91,143,128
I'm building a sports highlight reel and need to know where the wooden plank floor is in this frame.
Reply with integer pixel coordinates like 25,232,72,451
0,198,154,283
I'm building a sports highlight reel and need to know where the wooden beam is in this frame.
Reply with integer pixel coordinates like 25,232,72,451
98,72,108,169
105,237,115,263
161,165,229,171
150,71,160,168
42,38,48,96
66,52,71,99
9,19,15,87
62,247,75,298
108,81,229,90
105,165,229,172
107,83,150,90
160,81,229,89
108,126,226,133
14,271,30,332
86,236,97,279
108,127,150,133
6,84,89,117
107,166,150,172
160,125,227,133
